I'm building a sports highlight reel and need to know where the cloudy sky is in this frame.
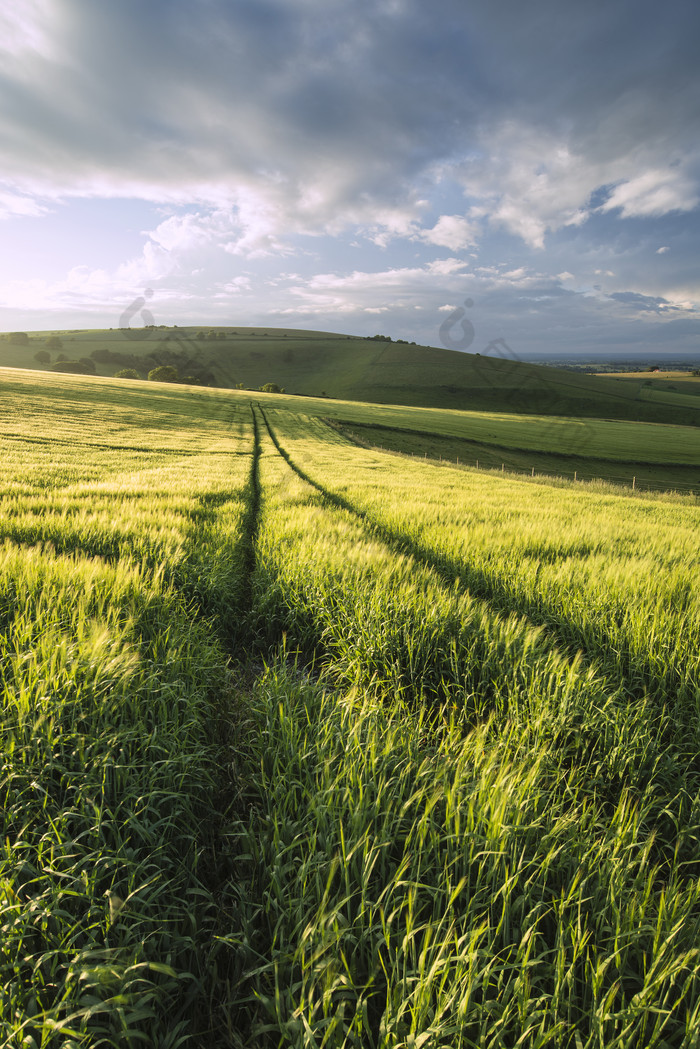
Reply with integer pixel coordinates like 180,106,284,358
1,0,699,357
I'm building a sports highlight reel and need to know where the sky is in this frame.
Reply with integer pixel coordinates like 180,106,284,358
1,0,699,358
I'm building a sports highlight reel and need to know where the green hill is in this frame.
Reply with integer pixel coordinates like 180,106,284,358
3,325,700,426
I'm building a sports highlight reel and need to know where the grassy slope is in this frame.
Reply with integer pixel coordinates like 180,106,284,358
1,370,700,1043
2,367,699,493
4,325,700,426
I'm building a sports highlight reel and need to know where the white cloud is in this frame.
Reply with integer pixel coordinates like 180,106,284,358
601,169,699,218
417,214,480,251
148,213,220,253
452,124,595,248
656,245,670,254
0,242,175,317
0,186,51,220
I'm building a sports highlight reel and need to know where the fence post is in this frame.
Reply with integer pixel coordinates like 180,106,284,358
476,459,479,469
632,476,636,490
574,470,577,481
532,466,535,477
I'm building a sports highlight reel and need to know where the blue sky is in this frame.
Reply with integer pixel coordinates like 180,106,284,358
1,0,699,357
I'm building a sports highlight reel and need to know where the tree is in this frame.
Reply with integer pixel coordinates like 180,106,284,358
34,350,50,364
259,382,282,393
115,368,141,379
8,332,29,345
46,336,63,351
181,374,203,385
148,365,179,383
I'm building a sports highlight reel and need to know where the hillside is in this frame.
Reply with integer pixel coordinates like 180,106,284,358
3,324,700,426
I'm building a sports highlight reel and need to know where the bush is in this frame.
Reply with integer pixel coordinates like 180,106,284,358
148,365,179,383
8,332,29,345
34,350,50,364
46,336,63,350
115,368,141,380
259,382,283,394
79,357,97,373
50,360,94,375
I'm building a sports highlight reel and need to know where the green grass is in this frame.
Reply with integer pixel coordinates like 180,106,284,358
0,367,699,1045
229,410,700,1045
0,370,256,1044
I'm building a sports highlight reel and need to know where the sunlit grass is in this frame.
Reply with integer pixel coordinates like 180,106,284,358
264,407,700,713
1,372,699,1046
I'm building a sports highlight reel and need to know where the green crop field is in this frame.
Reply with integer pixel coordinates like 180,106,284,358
1,366,700,1047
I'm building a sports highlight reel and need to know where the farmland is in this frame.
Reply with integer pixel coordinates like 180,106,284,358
1,367,700,1047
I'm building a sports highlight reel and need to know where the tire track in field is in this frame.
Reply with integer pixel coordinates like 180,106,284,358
259,406,686,707
238,404,262,617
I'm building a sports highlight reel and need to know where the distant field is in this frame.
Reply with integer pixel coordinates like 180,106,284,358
1,368,700,1045
596,369,700,402
599,369,700,383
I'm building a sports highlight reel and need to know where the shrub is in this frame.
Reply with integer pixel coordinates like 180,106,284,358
148,365,179,383
34,350,50,364
115,368,141,379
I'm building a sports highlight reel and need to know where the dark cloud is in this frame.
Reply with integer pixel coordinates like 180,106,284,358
609,291,674,312
2,0,696,223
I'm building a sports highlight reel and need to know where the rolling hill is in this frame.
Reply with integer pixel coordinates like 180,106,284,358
3,324,700,426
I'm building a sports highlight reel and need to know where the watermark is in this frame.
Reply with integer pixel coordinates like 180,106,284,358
438,298,475,351
115,290,214,384
119,287,156,340
438,296,592,466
